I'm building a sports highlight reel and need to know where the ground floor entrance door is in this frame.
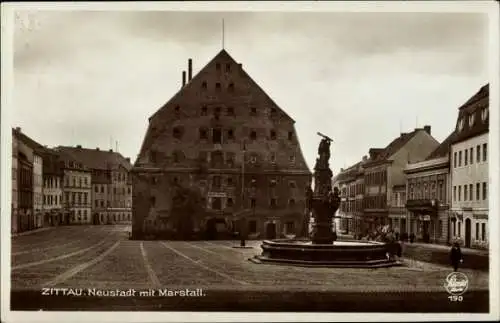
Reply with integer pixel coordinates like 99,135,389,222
465,218,471,248
265,222,276,239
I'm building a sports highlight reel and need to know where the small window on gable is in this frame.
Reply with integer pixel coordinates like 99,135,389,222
270,152,276,164
250,130,257,140
228,83,234,92
250,107,257,116
202,81,207,90
215,83,221,91
173,127,182,139
270,130,277,140
150,150,157,163
288,131,294,141
228,129,235,140
226,63,231,72
199,128,208,140
216,63,221,71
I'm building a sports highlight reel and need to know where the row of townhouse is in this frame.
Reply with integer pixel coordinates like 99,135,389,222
11,127,133,234
333,84,489,249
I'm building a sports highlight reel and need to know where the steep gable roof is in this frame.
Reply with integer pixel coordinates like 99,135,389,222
452,83,489,145
136,49,299,164
148,49,294,123
56,146,132,171
12,128,45,154
425,131,455,160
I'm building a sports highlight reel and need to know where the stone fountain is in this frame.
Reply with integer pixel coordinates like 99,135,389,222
250,134,400,268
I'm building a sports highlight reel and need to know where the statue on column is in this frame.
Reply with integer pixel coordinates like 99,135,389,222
308,132,339,244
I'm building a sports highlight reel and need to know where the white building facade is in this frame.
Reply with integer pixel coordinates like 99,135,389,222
450,84,489,249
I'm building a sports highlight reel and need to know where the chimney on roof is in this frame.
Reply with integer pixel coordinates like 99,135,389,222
76,145,82,149
362,155,367,162
182,70,186,87
400,132,407,138
109,149,113,152
125,157,131,163
188,59,192,81
96,147,100,151
15,127,21,132
340,168,344,172
423,125,431,135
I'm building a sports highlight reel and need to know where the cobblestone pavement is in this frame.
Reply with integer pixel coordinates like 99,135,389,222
11,225,489,293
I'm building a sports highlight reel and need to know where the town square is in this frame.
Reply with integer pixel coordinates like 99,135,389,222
3,3,498,321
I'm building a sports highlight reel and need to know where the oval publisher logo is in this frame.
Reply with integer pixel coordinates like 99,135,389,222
444,272,469,296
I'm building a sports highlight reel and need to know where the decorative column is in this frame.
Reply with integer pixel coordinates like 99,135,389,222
310,135,340,244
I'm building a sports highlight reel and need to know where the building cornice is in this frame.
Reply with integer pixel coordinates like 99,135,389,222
404,156,449,174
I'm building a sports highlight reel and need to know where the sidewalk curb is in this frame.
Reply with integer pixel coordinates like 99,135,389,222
11,227,53,238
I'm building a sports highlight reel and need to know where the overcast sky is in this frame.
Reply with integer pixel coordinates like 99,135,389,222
12,9,489,174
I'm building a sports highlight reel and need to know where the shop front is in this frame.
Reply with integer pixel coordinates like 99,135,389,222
405,199,439,243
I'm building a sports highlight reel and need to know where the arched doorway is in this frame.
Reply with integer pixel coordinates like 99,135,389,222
465,218,471,248
265,222,276,239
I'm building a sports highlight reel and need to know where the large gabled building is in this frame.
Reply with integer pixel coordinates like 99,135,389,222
132,49,312,240
362,126,439,230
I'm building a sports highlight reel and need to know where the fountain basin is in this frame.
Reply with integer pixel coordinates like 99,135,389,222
250,239,401,268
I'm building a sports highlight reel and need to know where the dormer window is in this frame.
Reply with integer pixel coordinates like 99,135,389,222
481,107,488,122
457,117,465,131
173,127,183,139
270,152,276,164
228,129,235,140
468,114,475,127
199,127,208,140
201,105,208,116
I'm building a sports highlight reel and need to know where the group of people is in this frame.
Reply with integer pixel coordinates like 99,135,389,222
356,225,464,271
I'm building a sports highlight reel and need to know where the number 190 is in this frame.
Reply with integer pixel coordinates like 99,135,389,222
448,295,464,302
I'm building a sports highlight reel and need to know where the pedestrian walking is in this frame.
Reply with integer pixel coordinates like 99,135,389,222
450,242,463,272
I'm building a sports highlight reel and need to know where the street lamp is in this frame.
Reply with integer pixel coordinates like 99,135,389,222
240,139,246,247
